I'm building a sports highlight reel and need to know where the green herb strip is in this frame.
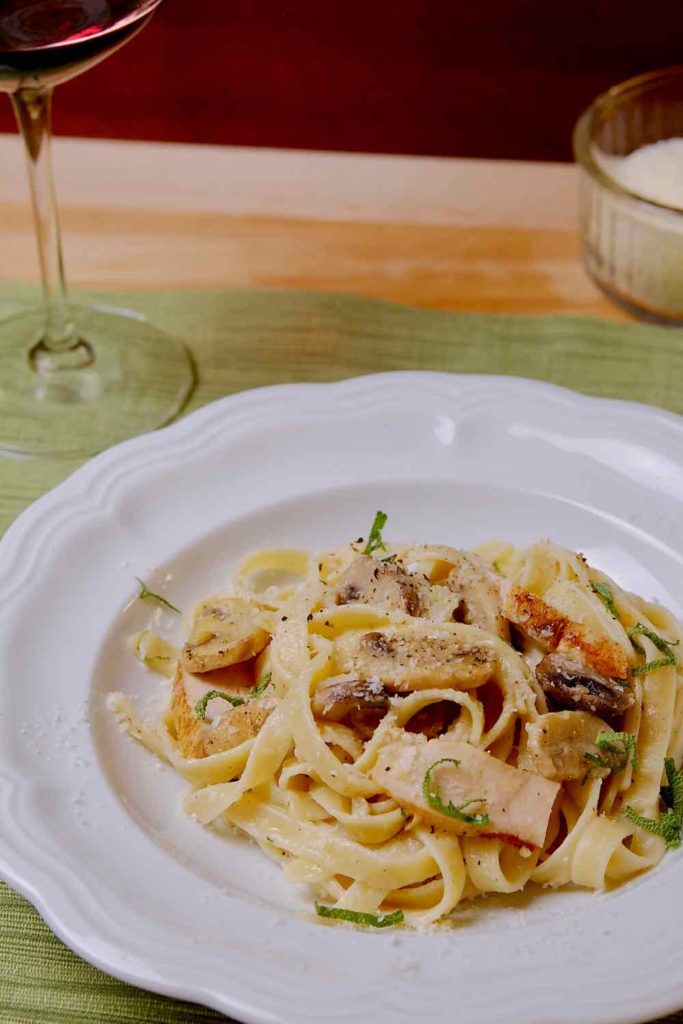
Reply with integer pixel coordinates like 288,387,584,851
249,671,272,698
195,672,272,720
134,630,150,657
590,580,620,621
583,731,638,774
629,623,679,676
194,689,245,720
626,757,683,849
315,903,404,928
422,758,490,825
135,578,181,614
363,511,388,556
661,758,683,814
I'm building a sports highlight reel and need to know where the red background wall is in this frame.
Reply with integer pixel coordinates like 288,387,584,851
2,0,683,160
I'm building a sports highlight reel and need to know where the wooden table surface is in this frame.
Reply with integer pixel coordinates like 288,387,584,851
0,134,623,319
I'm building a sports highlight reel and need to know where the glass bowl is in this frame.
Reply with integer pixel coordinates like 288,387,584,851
574,66,683,323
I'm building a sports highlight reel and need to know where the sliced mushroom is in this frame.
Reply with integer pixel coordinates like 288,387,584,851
171,663,276,759
404,701,458,739
535,652,633,717
446,552,510,640
371,735,560,847
335,626,495,692
311,674,390,739
181,596,270,674
335,555,422,616
519,710,612,781
504,585,629,680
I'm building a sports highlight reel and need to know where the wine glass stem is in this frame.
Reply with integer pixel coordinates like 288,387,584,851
12,87,80,356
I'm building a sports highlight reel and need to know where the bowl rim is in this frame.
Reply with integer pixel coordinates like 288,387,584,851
573,64,683,214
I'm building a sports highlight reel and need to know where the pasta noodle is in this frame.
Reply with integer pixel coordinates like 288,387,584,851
109,519,683,929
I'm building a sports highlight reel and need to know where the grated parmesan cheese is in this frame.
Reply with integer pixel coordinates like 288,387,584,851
605,137,683,208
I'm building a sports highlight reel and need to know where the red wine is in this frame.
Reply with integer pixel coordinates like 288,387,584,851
0,0,163,92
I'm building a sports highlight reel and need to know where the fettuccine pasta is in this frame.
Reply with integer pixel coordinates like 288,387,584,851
110,514,683,929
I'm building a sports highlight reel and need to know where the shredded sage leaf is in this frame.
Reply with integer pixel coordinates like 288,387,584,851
626,757,683,849
132,630,178,678
661,759,683,812
590,580,620,621
583,731,638,774
135,578,181,614
196,673,271,719
422,758,489,825
629,623,679,676
315,903,404,928
363,511,388,555
194,689,245,720
134,629,150,658
250,671,272,698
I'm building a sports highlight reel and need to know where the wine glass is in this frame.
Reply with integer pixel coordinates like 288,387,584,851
0,0,195,457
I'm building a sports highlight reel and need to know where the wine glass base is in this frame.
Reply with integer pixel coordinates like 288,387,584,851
0,304,195,457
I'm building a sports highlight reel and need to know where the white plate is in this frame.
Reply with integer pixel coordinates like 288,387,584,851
2,371,683,1024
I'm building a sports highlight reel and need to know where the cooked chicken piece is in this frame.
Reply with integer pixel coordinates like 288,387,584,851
504,585,629,680
335,556,422,616
311,674,390,739
447,552,510,640
372,735,559,847
335,626,495,692
171,666,206,758
171,663,276,758
519,710,612,781
181,596,270,674
204,700,275,755
535,652,633,717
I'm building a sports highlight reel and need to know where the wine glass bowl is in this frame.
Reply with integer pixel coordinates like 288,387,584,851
0,0,195,457
0,0,163,91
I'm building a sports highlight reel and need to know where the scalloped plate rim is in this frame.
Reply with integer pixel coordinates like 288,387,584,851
2,371,683,1024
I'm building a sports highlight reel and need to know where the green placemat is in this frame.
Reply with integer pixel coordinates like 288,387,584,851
2,285,683,1024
